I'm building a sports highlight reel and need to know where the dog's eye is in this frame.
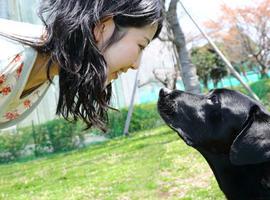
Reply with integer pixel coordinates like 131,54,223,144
208,95,219,104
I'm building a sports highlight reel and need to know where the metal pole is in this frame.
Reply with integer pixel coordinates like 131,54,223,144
123,69,140,136
178,0,260,101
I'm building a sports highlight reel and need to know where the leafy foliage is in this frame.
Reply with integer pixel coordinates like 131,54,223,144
0,103,164,163
0,131,30,163
32,119,85,155
191,45,227,88
102,103,164,138
204,1,270,78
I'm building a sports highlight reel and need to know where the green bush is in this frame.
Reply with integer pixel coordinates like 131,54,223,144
31,125,52,156
233,79,270,107
250,79,270,102
241,79,270,108
28,103,164,155
106,103,164,138
0,131,30,163
33,119,85,153
0,103,164,163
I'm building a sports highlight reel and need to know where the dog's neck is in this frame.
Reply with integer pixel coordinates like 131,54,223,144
198,149,270,200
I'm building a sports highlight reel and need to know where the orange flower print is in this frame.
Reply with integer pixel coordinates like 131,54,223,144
0,75,5,84
23,99,31,108
16,63,24,78
13,54,22,63
1,86,11,95
5,111,20,120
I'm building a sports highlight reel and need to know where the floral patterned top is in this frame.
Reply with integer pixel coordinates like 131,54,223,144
0,36,51,129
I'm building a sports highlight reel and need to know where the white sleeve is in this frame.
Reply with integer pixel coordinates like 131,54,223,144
0,18,44,43
0,40,26,113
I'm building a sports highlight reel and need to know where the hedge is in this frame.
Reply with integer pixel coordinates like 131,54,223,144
0,102,164,163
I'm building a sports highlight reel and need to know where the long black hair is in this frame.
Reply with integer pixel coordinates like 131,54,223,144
35,0,163,131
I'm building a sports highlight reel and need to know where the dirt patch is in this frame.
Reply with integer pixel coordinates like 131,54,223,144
157,169,214,199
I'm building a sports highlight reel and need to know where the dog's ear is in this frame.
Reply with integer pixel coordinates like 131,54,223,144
230,105,270,165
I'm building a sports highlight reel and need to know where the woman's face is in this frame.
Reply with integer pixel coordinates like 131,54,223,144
94,18,158,83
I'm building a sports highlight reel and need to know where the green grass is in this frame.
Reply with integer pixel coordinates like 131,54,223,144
0,126,225,200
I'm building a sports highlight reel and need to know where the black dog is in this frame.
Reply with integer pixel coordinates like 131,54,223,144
157,88,270,200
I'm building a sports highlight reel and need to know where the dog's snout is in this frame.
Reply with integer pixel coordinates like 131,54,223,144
159,88,172,97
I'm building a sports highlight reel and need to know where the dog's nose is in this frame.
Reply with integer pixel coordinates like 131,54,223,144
159,88,172,97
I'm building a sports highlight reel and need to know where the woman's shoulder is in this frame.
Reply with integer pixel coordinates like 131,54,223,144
0,48,38,123
0,19,42,70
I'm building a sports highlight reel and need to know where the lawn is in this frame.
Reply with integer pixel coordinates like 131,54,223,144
0,126,225,200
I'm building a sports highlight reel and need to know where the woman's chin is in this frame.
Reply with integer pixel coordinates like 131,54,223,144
106,73,118,86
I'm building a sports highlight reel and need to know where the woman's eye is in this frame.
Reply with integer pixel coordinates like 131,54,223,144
138,45,145,51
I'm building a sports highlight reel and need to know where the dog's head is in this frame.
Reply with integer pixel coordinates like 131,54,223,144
158,88,270,165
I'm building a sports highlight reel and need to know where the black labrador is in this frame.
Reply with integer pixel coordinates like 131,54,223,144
157,88,270,200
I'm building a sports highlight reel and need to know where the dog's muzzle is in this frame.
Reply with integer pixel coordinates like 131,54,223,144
157,88,176,118
159,88,172,97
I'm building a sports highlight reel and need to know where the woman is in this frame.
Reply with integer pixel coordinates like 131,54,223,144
0,0,164,131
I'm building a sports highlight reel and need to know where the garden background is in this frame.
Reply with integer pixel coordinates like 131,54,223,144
0,0,269,199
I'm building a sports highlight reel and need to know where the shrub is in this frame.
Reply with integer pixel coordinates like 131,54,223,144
0,131,30,163
106,103,164,138
0,102,164,163
33,119,85,153
233,79,270,101
250,79,270,101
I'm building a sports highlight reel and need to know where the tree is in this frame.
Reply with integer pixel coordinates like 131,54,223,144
191,45,227,89
157,0,201,93
190,47,213,88
205,0,270,78
221,27,256,64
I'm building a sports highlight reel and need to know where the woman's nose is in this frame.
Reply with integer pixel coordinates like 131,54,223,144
131,54,142,69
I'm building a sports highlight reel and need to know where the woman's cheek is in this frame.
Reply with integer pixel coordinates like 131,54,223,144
127,46,141,67
114,46,138,70
103,47,122,72
104,41,140,74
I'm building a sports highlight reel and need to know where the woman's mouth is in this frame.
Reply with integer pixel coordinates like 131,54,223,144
108,68,129,82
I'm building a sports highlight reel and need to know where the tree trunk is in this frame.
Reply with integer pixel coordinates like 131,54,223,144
166,0,201,94
254,55,269,79
260,68,269,79
203,79,208,90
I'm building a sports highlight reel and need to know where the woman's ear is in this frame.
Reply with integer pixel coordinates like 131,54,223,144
93,17,115,49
